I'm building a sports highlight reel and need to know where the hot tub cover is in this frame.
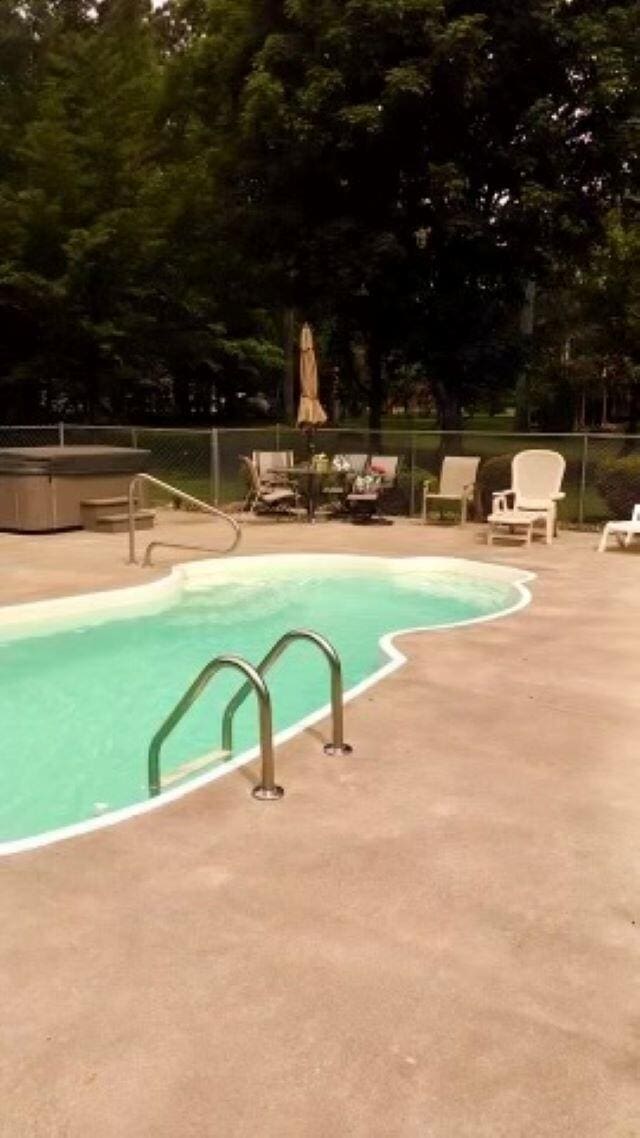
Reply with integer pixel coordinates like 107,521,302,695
0,446,150,476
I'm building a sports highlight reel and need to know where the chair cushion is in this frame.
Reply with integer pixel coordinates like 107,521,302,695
262,487,294,504
488,509,546,524
517,498,555,510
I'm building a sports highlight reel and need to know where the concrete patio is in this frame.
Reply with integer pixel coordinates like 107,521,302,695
1,512,639,1137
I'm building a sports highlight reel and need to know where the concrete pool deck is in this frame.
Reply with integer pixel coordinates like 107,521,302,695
1,513,640,1137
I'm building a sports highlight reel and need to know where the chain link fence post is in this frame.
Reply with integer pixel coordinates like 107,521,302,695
210,429,220,505
131,427,138,448
58,422,65,446
578,434,588,528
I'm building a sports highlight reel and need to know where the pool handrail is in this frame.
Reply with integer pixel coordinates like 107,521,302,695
221,629,352,759
147,654,283,801
127,473,241,566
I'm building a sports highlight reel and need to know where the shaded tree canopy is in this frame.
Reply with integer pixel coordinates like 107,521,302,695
0,0,637,427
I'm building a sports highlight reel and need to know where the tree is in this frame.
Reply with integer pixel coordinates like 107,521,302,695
0,0,283,422
183,0,638,428
530,201,640,430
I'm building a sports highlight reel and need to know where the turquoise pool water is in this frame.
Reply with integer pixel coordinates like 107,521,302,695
0,558,526,846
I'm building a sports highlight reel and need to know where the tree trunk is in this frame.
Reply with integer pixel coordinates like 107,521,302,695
432,380,463,430
366,335,385,453
283,308,296,423
621,382,640,454
628,384,640,434
432,380,463,463
514,280,536,430
172,372,192,422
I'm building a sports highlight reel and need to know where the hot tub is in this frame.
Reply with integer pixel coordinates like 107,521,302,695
0,446,150,532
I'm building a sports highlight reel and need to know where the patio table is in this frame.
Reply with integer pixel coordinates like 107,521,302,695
271,464,346,523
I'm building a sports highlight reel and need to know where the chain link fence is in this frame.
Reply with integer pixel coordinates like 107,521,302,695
1,423,639,525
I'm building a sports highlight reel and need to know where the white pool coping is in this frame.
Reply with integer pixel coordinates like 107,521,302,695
0,554,535,856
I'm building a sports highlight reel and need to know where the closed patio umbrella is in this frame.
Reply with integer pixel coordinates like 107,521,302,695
297,323,327,454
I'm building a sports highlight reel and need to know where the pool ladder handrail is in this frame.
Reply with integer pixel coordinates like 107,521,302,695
127,473,241,566
147,630,352,801
222,629,352,759
148,655,283,801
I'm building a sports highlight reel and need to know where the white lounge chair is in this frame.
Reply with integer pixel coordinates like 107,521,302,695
422,456,480,525
491,449,566,543
598,504,640,552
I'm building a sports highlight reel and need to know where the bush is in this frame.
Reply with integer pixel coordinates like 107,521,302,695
389,465,436,515
596,457,640,519
476,454,513,518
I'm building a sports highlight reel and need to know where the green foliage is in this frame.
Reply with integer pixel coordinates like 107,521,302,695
476,454,513,518
189,0,637,427
0,0,636,424
596,457,640,518
0,0,283,422
525,202,640,430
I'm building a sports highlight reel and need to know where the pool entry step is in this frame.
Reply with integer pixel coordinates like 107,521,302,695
160,749,231,789
81,496,155,533
147,630,353,802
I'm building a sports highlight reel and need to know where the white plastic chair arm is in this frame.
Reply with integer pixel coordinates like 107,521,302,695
492,492,510,512
633,504,640,522
551,491,566,501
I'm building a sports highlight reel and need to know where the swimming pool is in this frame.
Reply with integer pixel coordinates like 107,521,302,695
0,555,533,853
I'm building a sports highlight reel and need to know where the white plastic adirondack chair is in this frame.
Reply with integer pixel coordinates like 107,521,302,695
598,504,640,552
422,456,480,524
493,449,566,538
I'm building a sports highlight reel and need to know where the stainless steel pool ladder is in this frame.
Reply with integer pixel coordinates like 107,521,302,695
127,473,241,566
147,630,352,801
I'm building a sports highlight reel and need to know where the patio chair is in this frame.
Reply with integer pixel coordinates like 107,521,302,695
240,456,297,516
422,456,480,525
492,449,566,539
322,453,369,514
598,504,640,552
252,451,294,486
346,455,400,524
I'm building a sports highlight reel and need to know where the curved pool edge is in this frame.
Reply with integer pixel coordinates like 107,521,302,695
0,554,535,857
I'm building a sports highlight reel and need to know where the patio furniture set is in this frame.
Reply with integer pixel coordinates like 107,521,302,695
241,447,571,546
241,451,400,524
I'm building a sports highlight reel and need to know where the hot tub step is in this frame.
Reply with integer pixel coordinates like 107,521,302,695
96,510,155,533
81,495,146,529
82,495,129,509
90,510,155,533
